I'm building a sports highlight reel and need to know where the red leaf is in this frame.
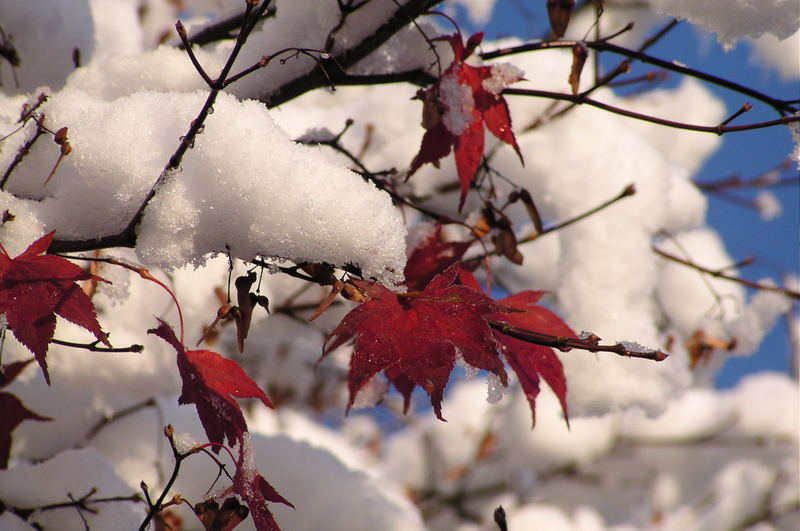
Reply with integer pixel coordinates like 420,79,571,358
490,292,575,427
149,319,272,450
329,265,575,428
408,120,454,176
0,359,51,468
325,266,509,420
408,33,524,210
0,232,110,384
453,116,485,209
403,225,472,291
232,439,293,531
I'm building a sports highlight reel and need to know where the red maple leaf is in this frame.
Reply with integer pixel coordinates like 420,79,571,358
0,231,110,384
408,32,524,210
327,265,574,425
490,292,575,427
0,359,51,468
232,440,294,531
325,266,511,419
150,320,290,530
149,319,273,450
403,224,473,291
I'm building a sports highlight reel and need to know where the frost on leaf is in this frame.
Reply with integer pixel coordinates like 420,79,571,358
148,319,272,450
232,435,293,531
408,32,524,210
0,231,110,384
0,359,51,468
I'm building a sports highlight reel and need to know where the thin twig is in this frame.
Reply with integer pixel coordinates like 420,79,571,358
482,37,797,115
85,398,157,441
503,88,799,134
520,184,636,242
488,320,669,361
50,338,143,353
653,245,800,300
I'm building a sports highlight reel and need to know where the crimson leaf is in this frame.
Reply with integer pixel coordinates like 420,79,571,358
328,265,574,426
149,319,272,450
490,292,575,427
0,359,51,468
408,32,524,210
325,266,510,419
403,224,473,291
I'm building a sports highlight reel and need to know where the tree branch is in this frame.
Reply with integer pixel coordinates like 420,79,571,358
503,87,800,134
482,38,798,116
259,0,444,107
652,245,800,300
488,320,669,361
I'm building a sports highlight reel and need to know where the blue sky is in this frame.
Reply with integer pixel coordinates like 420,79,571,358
455,2,799,387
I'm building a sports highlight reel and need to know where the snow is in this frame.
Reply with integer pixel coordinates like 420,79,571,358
754,190,782,220
748,29,800,80
0,0,95,94
0,1,797,530
481,63,524,95
0,89,406,284
440,72,477,136
0,448,141,530
651,0,800,48
789,113,800,166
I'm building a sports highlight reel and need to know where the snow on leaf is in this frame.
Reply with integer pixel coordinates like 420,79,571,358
403,224,473,291
489,291,575,428
0,231,110,384
324,265,510,420
0,359,51,468
232,436,293,531
148,319,272,450
408,32,524,210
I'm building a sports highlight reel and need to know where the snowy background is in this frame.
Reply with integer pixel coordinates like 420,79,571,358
0,1,797,530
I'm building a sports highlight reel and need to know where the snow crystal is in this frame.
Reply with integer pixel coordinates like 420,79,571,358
440,73,476,136
754,190,782,220
485,372,507,404
172,432,201,454
619,340,657,354
651,0,800,48
6,89,406,284
481,63,524,95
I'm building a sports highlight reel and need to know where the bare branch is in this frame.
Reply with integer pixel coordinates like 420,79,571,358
488,320,669,361
652,245,800,300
